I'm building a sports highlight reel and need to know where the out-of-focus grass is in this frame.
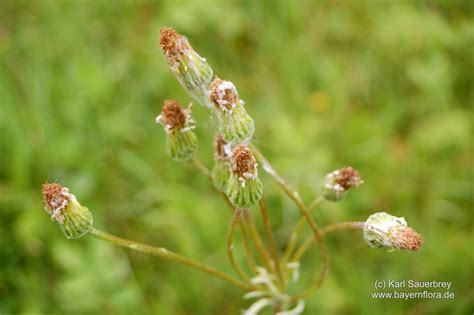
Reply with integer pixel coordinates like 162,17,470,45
0,1,472,314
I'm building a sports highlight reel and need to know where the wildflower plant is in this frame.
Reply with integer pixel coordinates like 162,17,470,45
41,28,423,314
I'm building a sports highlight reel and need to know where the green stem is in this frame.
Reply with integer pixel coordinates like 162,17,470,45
90,228,253,290
282,196,324,264
250,145,329,298
292,221,365,262
239,209,258,272
258,197,285,289
242,209,274,273
190,156,211,177
226,208,251,281
189,157,257,273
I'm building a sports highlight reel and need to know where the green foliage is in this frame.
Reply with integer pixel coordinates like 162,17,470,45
0,1,472,314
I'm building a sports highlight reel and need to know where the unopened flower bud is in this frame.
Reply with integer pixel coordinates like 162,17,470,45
364,212,423,251
210,78,255,144
156,100,198,161
321,167,363,201
42,182,93,239
226,145,263,208
159,28,213,106
211,134,232,192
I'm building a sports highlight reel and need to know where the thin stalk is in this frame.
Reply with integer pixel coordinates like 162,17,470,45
90,228,252,290
290,207,329,301
237,211,258,272
242,209,274,273
250,145,329,298
258,197,285,289
292,221,365,262
226,208,251,281
190,156,211,177
189,157,257,273
282,195,324,264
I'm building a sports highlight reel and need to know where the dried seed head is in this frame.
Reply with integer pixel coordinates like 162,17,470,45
159,27,213,107
333,167,362,190
364,212,422,251
156,100,198,161
227,145,263,208
210,78,239,112
42,182,93,239
231,144,257,178
159,27,190,69
321,167,363,201
158,100,187,131
226,144,262,207
389,225,423,251
42,182,70,224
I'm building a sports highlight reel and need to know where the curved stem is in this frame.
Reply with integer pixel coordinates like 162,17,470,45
291,207,329,301
282,195,324,264
292,221,365,262
189,157,257,273
250,145,329,298
90,228,253,290
226,208,251,281
237,213,258,272
242,209,274,273
258,197,285,289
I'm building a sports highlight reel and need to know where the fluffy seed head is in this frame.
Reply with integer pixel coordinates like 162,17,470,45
231,145,256,177
210,78,239,111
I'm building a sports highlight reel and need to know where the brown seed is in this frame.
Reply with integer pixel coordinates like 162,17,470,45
334,167,362,190
210,78,239,111
161,100,187,130
42,182,69,213
231,145,256,177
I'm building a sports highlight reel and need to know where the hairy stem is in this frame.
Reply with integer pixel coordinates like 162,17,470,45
292,221,366,262
90,228,253,290
258,197,285,289
226,208,251,281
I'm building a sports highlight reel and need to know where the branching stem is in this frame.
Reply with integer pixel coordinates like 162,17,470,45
250,144,329,299
90,228,253,290
227,208,251,281
292,221,365,262
258,197,285,289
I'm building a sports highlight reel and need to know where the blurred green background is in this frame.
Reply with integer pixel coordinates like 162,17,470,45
0,0,472,314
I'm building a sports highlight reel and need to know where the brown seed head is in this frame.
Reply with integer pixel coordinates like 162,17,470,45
42,182,72,224
334,167,362,190
161,100,187,130
159,27,189,67
210,78,239,111
42,182,70,213
391,226,423,251
231,145,256,177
